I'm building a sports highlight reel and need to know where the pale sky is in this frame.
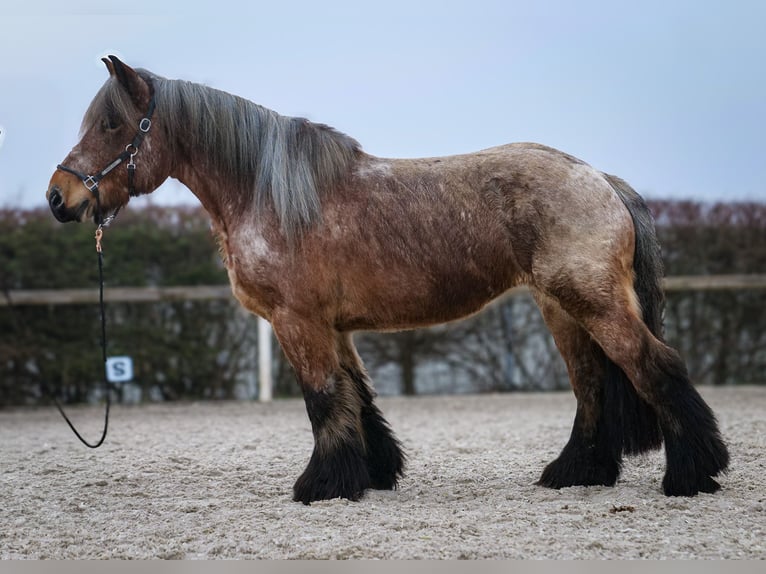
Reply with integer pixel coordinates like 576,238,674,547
1,0,764,210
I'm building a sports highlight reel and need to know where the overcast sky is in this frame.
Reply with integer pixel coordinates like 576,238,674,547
1,0,764,210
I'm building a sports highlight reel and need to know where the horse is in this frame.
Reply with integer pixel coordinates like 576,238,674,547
47,56,729,504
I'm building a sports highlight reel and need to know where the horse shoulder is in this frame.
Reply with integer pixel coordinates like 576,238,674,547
224,224,287,320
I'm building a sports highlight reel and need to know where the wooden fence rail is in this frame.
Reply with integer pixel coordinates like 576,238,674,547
2,274,766,307
1,285,233,306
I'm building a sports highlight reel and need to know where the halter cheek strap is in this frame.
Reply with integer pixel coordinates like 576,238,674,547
57,96,156,225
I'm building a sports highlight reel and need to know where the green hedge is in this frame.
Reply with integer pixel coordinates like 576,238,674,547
0,207,252,405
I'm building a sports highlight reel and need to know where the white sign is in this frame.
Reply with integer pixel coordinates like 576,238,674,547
106,356,134,383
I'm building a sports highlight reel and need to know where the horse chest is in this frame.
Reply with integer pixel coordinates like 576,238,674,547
225,234,283,320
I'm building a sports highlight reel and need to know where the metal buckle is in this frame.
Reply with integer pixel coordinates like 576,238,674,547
139,118,151,133
126,143,138,170
83,176,98,191
100,212,117,228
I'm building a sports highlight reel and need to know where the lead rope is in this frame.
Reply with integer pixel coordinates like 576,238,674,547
51,214,111,448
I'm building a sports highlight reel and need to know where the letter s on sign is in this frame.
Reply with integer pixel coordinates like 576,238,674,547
106,356,134,383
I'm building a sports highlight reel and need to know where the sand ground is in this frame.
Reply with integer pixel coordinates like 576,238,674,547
1,386,764,559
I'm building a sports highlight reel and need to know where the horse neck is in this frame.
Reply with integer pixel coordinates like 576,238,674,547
170,160,254,235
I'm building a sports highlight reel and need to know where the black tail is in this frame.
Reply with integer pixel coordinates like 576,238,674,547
603,174,663,455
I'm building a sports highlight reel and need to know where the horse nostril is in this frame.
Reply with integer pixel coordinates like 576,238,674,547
49,187,63,209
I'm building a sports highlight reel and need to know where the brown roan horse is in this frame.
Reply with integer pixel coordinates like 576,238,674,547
47,56,729,504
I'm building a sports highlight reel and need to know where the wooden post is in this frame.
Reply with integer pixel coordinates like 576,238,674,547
257,317,273,403
241,308,258,400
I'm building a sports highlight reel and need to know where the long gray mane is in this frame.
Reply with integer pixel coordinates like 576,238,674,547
82,71,362,235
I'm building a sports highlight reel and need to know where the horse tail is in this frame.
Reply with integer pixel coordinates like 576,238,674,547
602,173,664,454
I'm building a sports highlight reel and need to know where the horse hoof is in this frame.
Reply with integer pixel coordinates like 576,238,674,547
292,439,371,504
662,473,721,497
537,451,620,489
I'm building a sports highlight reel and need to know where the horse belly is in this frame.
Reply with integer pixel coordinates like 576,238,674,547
338,253,519,331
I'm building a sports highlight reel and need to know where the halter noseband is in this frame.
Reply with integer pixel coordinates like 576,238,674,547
57,96,156,225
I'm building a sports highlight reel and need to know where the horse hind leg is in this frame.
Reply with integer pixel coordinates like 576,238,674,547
534,292,619,488
533,291,660,489
336,333,406,490
542,278,729,496
631,335,729,495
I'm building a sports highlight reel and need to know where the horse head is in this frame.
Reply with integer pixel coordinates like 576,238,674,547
46,56,170,224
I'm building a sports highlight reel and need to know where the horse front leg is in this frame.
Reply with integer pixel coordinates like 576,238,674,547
271,313,371,504
335,332,406,490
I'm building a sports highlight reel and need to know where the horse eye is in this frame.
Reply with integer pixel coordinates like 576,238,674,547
102,113,121,131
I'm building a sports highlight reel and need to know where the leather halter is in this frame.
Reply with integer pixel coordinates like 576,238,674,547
57,96,156,224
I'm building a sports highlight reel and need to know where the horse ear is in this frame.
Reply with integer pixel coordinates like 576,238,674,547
102,57,115,76
107,55,150,108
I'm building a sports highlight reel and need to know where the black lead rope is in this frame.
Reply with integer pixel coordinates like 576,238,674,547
51,205,112,448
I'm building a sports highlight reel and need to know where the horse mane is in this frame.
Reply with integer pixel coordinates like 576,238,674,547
82,70,362,236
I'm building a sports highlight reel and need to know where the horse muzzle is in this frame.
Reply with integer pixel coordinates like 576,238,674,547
47,184,89,223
